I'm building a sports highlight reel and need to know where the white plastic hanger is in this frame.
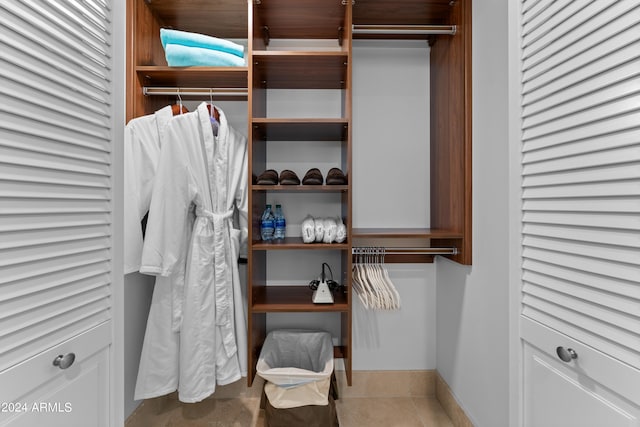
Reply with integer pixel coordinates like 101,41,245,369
352,247,401,310
209,89,219,136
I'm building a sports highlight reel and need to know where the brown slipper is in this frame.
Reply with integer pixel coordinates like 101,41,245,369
256,169,279,185
326,167,347,185
279,169,300,185
302,168,323,185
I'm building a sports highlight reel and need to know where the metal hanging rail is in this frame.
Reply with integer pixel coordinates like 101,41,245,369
143,87,248,97
352,247,458,256
352,24,457,36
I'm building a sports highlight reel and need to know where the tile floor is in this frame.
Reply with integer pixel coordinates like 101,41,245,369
126,371,455,427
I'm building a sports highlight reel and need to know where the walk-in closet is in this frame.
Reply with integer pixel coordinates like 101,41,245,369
126,0,471,390
3,0,640,426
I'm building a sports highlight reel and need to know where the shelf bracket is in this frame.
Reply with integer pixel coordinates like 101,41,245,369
262,26,270,47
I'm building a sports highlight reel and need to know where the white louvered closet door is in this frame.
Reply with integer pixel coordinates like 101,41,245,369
0,1,117,425
518,1,640,426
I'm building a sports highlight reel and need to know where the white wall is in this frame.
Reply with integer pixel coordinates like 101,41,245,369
263,40,436,370
435,0,511,426
351,40,436,370
123,273,154,418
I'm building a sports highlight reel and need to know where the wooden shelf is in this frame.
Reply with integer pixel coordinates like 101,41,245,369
352,228,463,240
252,183,349,192
252,118,348,140
144,0,248,38
353,0,452,26
352,228,462,263
136,66,248,88
251,286,349,312
254,0,346,39
253,51,348,89
252,238,349,250
253,184,348,192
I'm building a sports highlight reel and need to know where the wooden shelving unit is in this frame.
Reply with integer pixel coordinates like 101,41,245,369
127,0,471,393
248,0,354,387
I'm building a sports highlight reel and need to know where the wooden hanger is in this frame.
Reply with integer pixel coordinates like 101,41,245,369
171,104,189,115
206,104,220,121
171,90,188,116
206,88,220,122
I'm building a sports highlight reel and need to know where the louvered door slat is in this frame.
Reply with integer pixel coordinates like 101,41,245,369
523,2,636,80
523,271,639,317
523,57,640,119
1,2,110,67
523,197,639,214
523,259,640,300
523,234,639,265
523,224,638,248
0,0,114,374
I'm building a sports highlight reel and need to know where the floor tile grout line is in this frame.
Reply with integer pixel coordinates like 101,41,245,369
409,396,428,427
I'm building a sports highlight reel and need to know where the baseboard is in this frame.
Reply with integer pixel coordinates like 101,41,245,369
435,372,475,427
335,369,436,398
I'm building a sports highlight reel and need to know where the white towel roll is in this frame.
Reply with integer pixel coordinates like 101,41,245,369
323,217,337,243
314,217,325,242
335,217,346,243
301,215,316,243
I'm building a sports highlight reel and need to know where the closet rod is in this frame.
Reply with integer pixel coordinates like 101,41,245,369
352,24,457,36
143,87,248,97
352,247,458,256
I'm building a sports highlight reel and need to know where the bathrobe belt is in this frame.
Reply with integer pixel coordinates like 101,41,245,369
195,206,237,358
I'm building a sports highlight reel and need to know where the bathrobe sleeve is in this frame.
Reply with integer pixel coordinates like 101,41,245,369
139,118,199,276
231,129,249,259
123,118,160,274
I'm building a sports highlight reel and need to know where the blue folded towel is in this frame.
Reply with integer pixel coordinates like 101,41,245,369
160,28,244,58
164,43,246,67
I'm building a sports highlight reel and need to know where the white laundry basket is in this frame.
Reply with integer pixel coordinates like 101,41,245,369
257,330,334,408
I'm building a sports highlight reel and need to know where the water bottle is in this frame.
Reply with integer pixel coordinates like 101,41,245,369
274,204,286,240
260,204,275,241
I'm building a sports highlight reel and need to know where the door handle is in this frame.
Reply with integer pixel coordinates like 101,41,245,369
556,346,578,363
53,353,76,370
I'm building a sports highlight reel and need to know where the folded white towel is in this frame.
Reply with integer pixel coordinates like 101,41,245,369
164,43,246,67
160,28,245,58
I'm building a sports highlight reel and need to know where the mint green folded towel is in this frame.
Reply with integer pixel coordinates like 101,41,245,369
164,43,246,67
160,28,244,58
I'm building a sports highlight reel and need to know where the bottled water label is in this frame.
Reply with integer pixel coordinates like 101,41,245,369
261,218,275,240
274,217,286,239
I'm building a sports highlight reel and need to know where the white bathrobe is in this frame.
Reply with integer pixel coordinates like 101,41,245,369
139,103,248,403
123,105,172,274
125,106,186,400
